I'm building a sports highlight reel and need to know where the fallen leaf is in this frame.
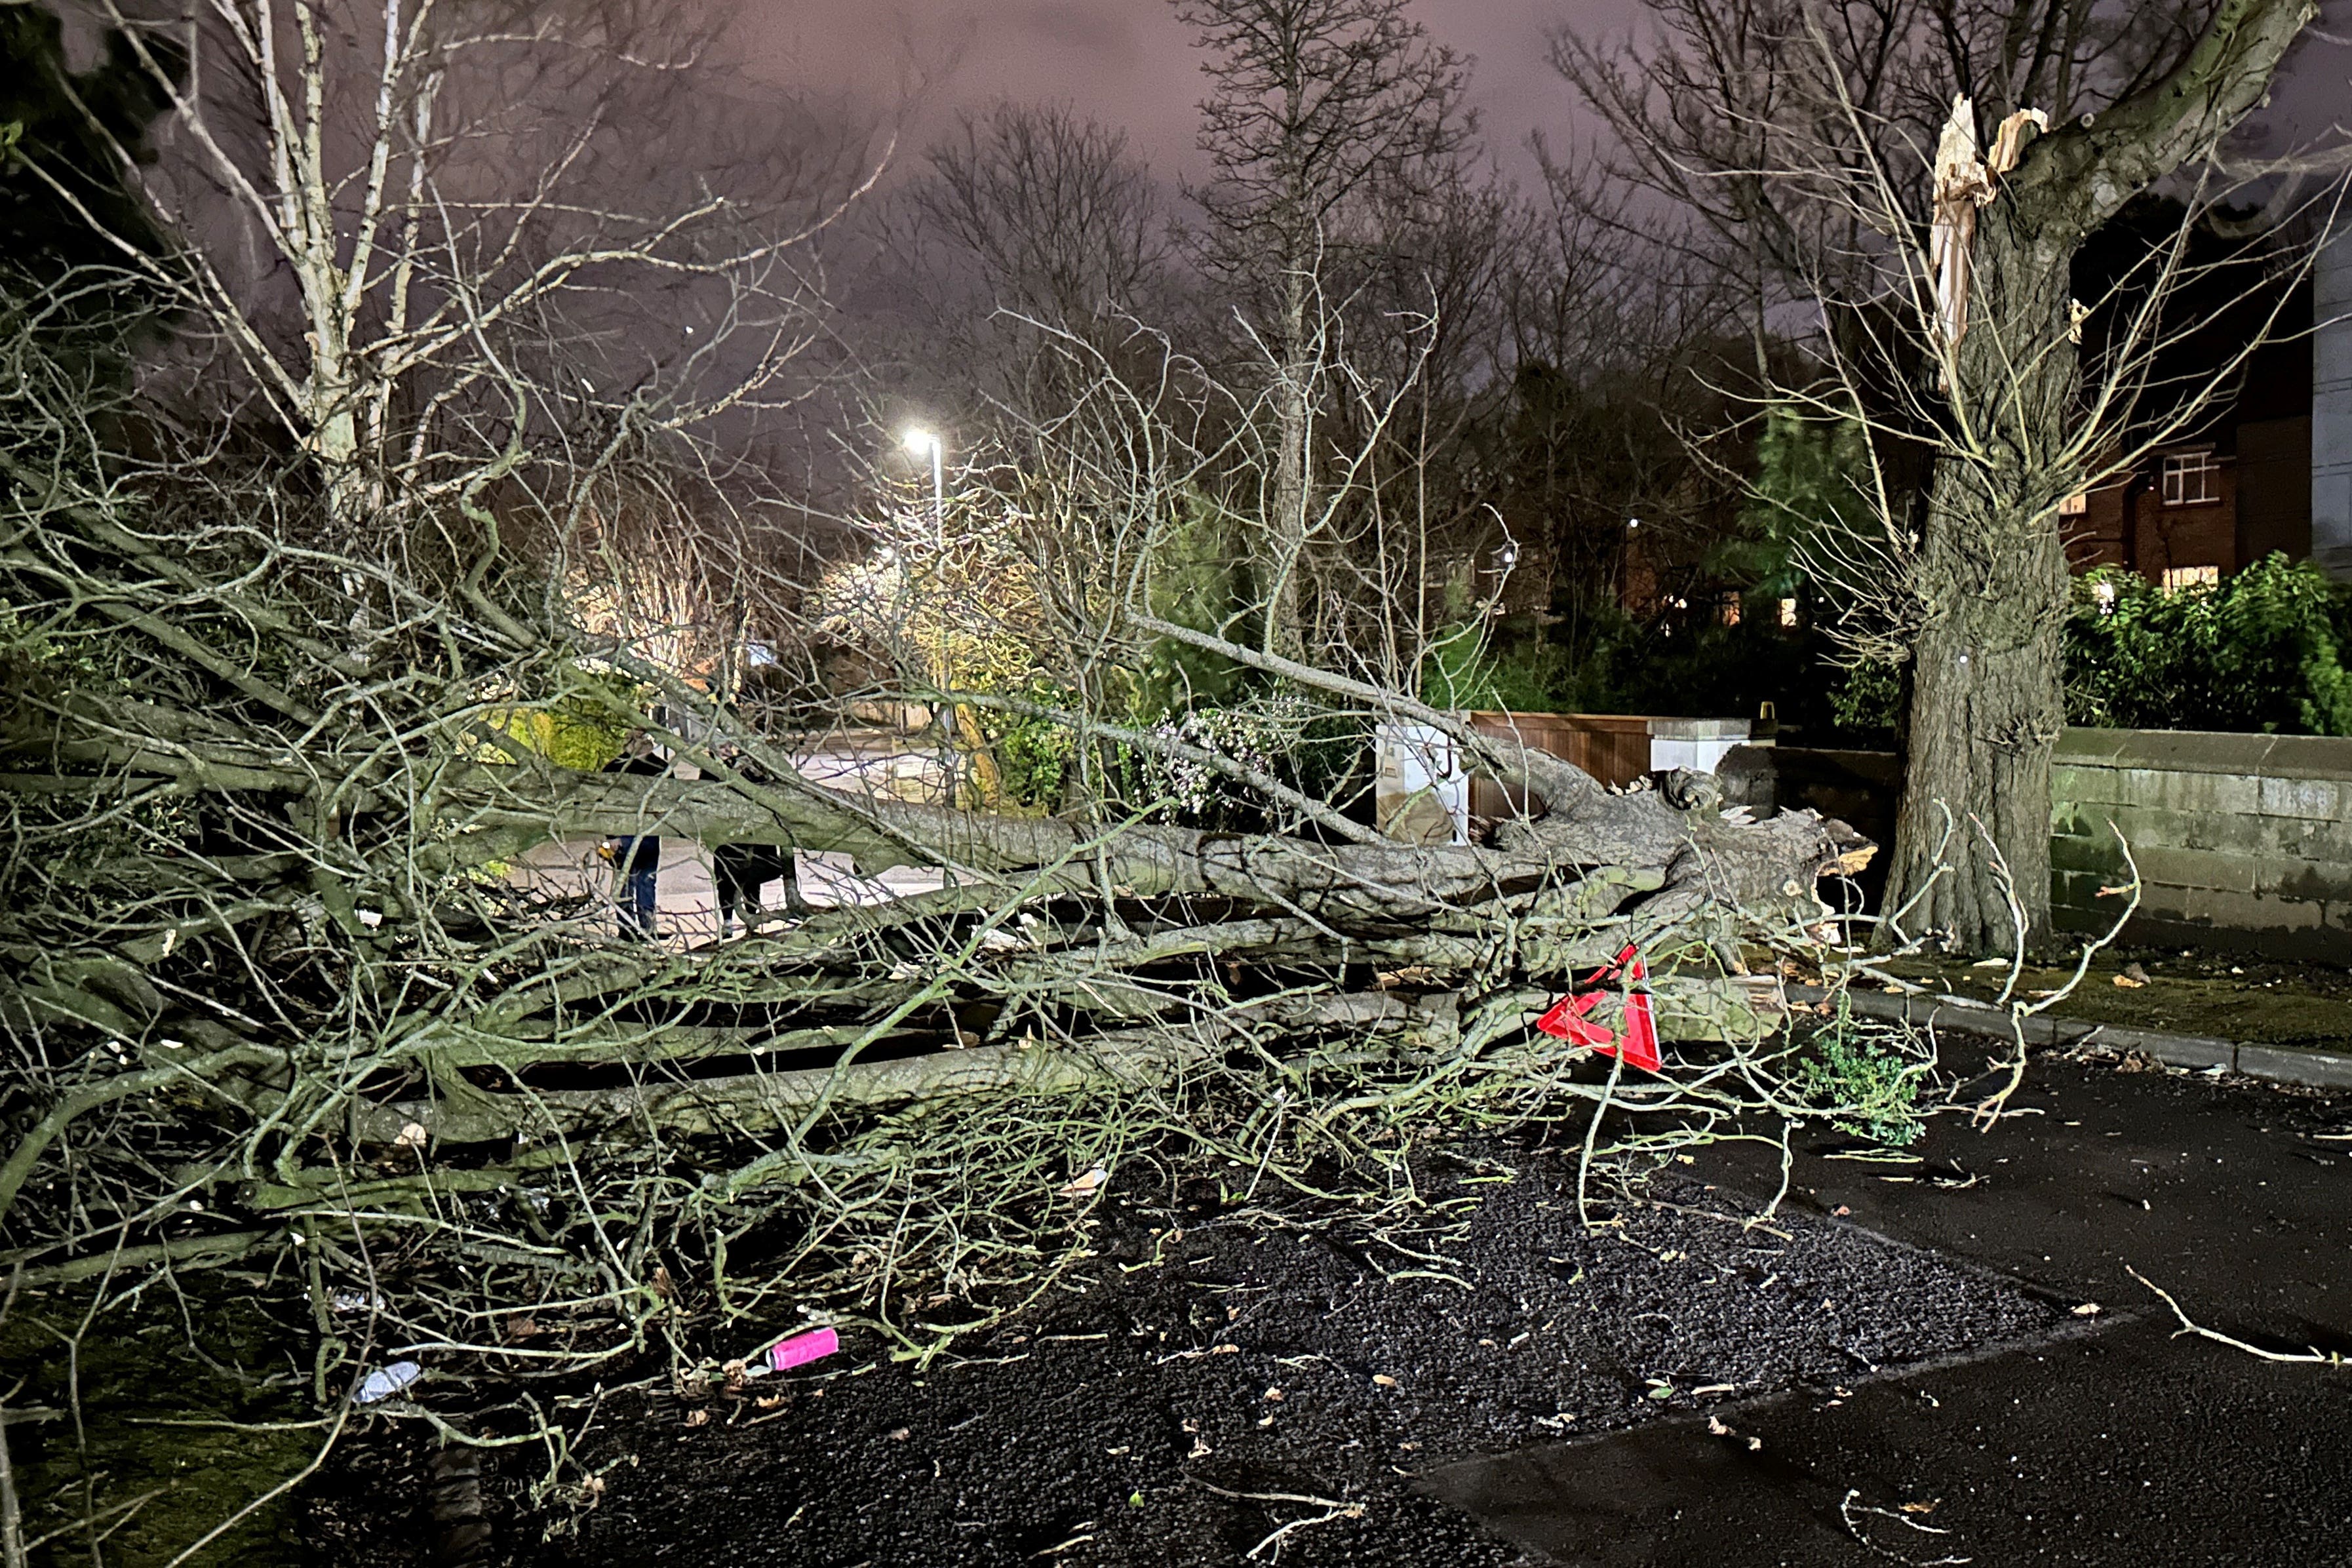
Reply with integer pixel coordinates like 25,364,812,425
2112,973,2147,989
1900,1500,1941,1516
2072,1302,2102,1316
888,1426,911,1441
1263,1387,1285,1401
1057,1166,1108,1199
1372,1374,1398,1388
1210,1343,1239,1355
684,1408,710,1428
1832,1205,1851,1217
1707,1415,1733,1436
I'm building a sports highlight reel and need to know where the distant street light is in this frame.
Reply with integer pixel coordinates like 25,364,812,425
903,428,945,544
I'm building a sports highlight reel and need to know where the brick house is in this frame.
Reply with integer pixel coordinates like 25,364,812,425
2064,218,2351,586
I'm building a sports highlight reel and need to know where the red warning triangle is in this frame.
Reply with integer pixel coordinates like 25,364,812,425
1534,943,1662,1072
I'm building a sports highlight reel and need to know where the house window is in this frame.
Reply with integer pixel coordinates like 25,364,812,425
1778,597,1800,629
2161,564,2220,592
1716,591,1742,627
2160,451,2220,506
2058,492,2088,517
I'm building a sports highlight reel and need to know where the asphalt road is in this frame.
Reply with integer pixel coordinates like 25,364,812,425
1421,1053,2352,1565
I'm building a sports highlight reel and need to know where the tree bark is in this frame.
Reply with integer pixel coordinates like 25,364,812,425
1264,261,1312,659
1885,217,2075,952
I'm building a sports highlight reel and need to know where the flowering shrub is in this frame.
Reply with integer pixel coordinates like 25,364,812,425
1126,696,1323,830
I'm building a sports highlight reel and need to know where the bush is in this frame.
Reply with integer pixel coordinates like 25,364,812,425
2066,555,2352,735
1122,694,1324,831
1792,1024,1927,1147
981,679,1082,810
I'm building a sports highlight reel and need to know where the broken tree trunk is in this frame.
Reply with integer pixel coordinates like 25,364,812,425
0,481,1875,1309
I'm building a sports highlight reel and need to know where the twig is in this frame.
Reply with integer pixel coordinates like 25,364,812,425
2126,1266,2347,1366
1189,1478,1367,1561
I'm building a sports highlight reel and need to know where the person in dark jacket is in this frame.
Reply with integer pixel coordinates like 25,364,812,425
711,750,810,936
603,735,670,939
713,842,806,935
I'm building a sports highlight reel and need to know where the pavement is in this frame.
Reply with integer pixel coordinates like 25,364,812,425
1806,983,2352,1091
1419,1053,2352,1565
506,839,947,943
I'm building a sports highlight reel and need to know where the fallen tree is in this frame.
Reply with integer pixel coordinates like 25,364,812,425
2,471,1853,1181
0,294,1994,1568
0,411,1887,1297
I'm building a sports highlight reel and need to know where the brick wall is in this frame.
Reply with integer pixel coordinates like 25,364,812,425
2050,728,2352,958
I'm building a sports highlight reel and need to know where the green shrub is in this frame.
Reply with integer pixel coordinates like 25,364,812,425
1828,659,1902,735
479,665,640,770
1792,1025,1927,1146
2066,555,2352,735
981,679,1082,810
1717,403,1873,600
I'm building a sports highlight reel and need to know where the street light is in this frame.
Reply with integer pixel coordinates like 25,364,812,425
903,427,944,543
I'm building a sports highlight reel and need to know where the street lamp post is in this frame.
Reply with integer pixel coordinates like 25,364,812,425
895,427,996,810
904,428,944,547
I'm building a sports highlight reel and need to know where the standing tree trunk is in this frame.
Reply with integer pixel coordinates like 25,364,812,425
1264,258,1312,659
1886,217,2077,951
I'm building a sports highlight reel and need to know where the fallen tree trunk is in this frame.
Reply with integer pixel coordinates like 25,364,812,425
2,471,1883,1390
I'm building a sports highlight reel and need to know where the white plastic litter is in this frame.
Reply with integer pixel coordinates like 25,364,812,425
353,1360,422,1404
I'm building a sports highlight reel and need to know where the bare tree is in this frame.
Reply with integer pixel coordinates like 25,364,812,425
1175,0,1478,660
33,0,869,560
911,102,1174,340
1558,0,2332,952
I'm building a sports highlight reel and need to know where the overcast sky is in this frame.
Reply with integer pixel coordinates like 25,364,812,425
732,0,2352,189
733,0,1640,189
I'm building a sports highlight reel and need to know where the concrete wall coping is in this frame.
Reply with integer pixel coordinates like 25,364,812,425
2053,727,2352,781
1468,713,1752,740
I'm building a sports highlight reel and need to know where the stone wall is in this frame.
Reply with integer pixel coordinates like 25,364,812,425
2050,728,2352,958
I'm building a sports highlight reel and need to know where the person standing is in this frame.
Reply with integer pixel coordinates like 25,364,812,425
712,749,811,936
603,735,671,939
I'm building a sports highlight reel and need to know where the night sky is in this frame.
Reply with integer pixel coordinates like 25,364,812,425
739,0,2351,187
738,0,1641,187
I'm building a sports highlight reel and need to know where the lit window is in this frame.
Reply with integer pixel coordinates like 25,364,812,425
2058,492,2088,517
2160,451,2220,506
1717,591,1742,627
1778,598,1800,628
2161,564,2220,592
